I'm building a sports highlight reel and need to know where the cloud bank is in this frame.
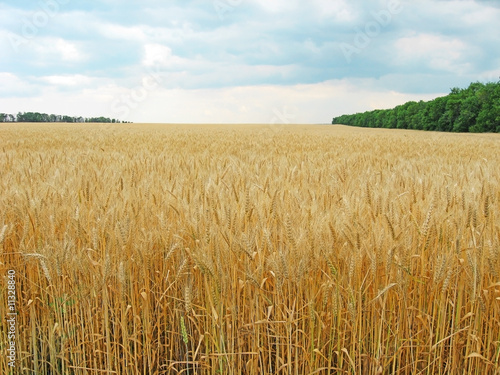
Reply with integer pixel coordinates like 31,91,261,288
1,0,499,123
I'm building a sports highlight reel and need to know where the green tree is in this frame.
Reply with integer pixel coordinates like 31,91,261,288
332,81,500,133
454,95,479,132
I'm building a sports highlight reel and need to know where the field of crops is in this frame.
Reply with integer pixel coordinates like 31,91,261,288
0,123,499,374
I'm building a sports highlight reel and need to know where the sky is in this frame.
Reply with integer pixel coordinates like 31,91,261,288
1,0,499,124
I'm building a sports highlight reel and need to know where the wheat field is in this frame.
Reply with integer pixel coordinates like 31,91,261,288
0,123,499,374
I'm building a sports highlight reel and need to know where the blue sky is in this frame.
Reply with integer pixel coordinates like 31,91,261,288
1,0,499,123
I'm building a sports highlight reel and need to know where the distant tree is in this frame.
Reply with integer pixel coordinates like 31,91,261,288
0,112,128,124
395,105,407,129
426,96,446,131
454,95,479,132
332,81,500,133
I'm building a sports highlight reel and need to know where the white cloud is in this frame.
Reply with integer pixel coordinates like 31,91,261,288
55,39,84,62
39,74,94,87
141,44,186,68
0,29,15,56
97,23,147,42
478,68,500,82
393,33,468,73
310,0,357,22
33,38,87,63
118,80,444,123
461,5,499,26
249,0,300,13
0,83,124,117
0,72,35,96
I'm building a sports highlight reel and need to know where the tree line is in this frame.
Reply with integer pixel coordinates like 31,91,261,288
332,81,500,133
0,112,128,123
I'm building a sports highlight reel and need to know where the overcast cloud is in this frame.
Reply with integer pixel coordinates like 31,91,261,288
1,0,499,123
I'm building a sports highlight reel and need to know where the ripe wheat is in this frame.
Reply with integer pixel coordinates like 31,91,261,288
0,123,499,374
